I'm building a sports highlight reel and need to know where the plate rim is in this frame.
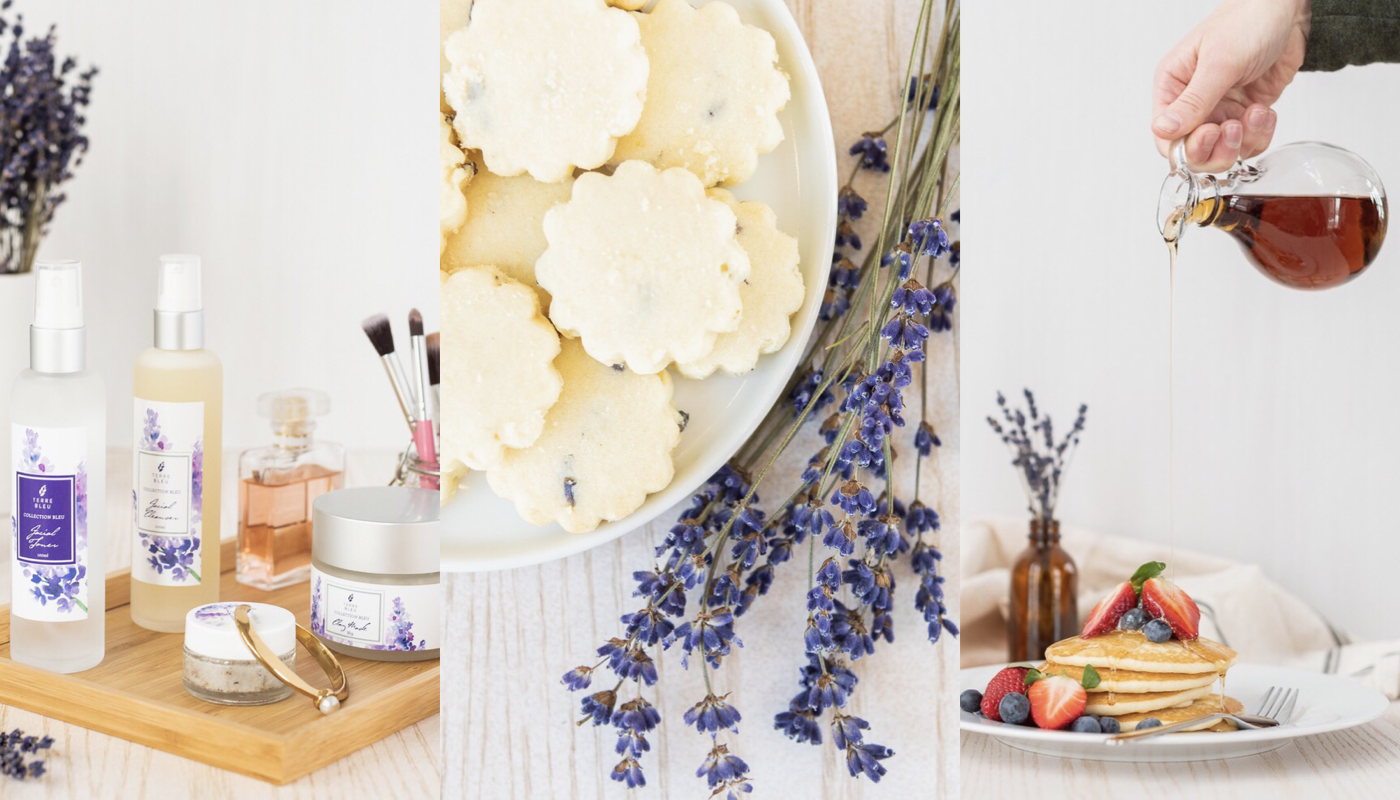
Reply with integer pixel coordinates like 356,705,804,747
440,0,838,572
958,661,1391,747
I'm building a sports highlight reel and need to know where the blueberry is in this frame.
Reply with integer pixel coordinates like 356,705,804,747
998,692,1030,725
1143,618,1172,643
1136,718,1162,730
960,689,983,714
1070,716,1102,734
1099,717,1121,734
1118,607,1148,631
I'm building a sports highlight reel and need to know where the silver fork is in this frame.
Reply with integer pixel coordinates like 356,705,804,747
1105,685,1299,744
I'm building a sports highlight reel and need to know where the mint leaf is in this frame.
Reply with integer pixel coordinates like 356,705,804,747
1080,663,1101,690
1129,561,1166,593
1023,668,1045,686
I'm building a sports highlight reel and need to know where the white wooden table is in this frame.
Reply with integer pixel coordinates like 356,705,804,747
962,702,1400,798
441,2,960,798
1,450,439,800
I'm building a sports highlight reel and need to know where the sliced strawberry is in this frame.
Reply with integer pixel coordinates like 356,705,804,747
1027,675,1087,730
980,666,1030,721
1141,576,1201,640
1080,580,1138,637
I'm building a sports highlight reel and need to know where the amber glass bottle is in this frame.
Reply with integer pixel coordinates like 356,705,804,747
1008,519,1078,662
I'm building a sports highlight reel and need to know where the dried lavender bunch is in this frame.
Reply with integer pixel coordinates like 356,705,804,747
0,728,53,780
0,1,97,274
563,0,960,793
986,389,1087,521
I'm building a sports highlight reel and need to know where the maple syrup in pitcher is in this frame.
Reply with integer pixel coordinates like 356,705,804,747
1159,141,1388,290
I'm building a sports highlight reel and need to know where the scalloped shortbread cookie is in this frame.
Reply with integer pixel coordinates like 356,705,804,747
441,266,563,471
443,0,648,183
441,161,575,292
440,117,471,254
611,0,789,187
676,189,803,378
487,339,683,533
537,160,749,374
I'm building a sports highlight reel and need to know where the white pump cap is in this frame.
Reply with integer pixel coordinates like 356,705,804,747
33,260,84,330
30,260,85,373
157,254,202,312
153,254,205,350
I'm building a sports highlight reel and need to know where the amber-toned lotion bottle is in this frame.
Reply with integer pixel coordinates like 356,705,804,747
131,255,222,632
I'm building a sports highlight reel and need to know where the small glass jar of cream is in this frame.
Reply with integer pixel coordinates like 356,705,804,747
310,486,439,662
184,602,296,705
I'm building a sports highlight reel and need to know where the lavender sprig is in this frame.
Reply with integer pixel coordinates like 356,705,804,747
986,389,1088,521
0,728,53,780
565,0,959,791
0,2,97,274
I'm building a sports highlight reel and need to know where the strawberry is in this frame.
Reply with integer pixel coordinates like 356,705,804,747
1027,674,1087,730
980,666,1030,721
1141,576,1201,640
1080,580,1137,637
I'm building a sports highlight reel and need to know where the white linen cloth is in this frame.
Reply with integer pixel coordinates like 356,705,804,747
962,515,1400,701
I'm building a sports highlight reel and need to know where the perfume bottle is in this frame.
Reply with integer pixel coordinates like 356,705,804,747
1008,518,1078,663
8,261,106,673
237,389,344,590
1159,141,1388,290
131,255,223,632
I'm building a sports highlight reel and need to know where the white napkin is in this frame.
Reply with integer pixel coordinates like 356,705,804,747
962,515,1400,701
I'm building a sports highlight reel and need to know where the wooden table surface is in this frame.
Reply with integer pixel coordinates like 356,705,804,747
962,702,1400,799
441,1,960,798
1,450,439,800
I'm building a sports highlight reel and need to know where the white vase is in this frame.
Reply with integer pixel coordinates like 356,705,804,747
0,270,36,517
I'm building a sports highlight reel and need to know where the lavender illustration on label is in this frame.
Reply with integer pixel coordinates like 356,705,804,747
311,574,324,634
12,429,88,617
133,407,202,584
368,596,428,652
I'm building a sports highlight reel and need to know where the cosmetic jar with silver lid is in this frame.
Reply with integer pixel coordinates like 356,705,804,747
310,486,438,662
184,602,296,705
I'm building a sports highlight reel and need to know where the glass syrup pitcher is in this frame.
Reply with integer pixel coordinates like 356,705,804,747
1158,140,1388,290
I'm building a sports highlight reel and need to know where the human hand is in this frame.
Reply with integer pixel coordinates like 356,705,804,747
1152,0,1310,171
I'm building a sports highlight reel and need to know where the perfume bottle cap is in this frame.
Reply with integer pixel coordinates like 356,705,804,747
33,260,84,329
157,254,202,312
30,260,85,373
259,388,331,424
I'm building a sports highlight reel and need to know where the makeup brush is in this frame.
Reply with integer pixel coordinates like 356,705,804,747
426,331,440,435
361,313,416,434
408,309,439,489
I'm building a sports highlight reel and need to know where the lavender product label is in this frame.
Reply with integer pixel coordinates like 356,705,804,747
132,399,206,586
310,566,438,653
10,425,90,621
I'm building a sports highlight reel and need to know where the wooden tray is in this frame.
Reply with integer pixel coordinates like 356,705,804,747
0,540,439,784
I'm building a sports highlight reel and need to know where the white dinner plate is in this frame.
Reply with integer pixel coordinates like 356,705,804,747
960,662,1390,762
440,0,838,572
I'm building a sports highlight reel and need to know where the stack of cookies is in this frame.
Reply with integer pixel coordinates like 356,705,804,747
438,0,804,531
1044,630,1240,732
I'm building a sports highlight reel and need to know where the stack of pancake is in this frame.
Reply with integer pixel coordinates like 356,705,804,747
1043,629,1241,732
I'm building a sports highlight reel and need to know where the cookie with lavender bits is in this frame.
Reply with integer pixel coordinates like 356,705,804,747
440,116,471,254
487,339,684,532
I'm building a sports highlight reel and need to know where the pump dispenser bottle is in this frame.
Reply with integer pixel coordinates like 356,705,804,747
132,255,222,631
8,261,106,672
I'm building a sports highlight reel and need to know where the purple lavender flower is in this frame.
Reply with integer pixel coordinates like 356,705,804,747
598,637,659,684
373,597,426,651
578,690,617,726
560,666,593,691
25,564,85,613
820,288,851,321
190,439,204,523
774,707,823,745
906,76,940,110
832,480,877,516
835,219,862,250
139,409,170,452
696,742,751,795
928,285,956,333
310,574,323,633
683,694,742,734
787,368,835,417
18,429,51,472
908,218,951,257
906,500,940,535
848,133,890,172
837,185,868,219
881,245,914,280
611,758,645,788
0,5,97,274
0,727,54,780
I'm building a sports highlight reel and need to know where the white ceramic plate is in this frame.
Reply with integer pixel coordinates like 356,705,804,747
960,662,1390,762
440,0,837,572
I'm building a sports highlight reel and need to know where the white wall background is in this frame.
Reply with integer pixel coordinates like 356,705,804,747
9,0,436,452
963,1,1400,640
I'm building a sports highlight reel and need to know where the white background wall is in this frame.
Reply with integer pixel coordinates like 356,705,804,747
963,1,1400,639
7,1,436,452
